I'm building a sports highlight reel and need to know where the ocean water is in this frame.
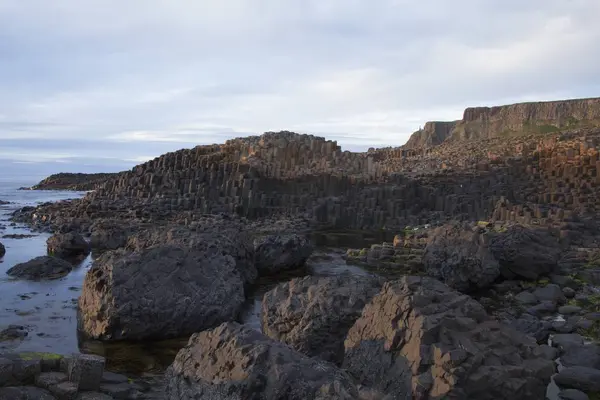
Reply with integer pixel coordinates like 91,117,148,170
0,181,88,354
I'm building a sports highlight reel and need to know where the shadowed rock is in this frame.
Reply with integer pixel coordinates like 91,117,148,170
489,225,560,280
0,241,4,257
7,256,73,280
261,273,383,364
77,245,245,341
423,222,500,292
47,232,90,259
254,234,314,276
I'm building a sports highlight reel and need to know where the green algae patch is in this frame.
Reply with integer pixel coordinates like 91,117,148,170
18,352,62,361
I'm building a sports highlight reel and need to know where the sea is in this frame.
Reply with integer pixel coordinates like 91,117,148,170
0,179,88,355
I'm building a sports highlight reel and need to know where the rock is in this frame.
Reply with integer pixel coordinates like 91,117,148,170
561,344,600,368
515,291,538,305
0,358,13,386
526,300,558,316
78,245,245,341
563,287,577,298
0,386,56,399
47,232,90,259
423,223,500,292
559,305,582,315
0,325,28,341
0,241,5,257
6,256,73,280
49,381,78,399
261,273,382,364
68,354,105,391
35,371,68,389
76,393,114,400
343,276,555,400
534,344,558,360
89,221,129,252
559,389,590,400
533,284,567,304
165,322,360,400
508,314,551,343
554,366,600,392
253,234,314,276
489,225,560,280
551,333,584,350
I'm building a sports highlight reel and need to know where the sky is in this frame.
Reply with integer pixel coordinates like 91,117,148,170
1,0,599,181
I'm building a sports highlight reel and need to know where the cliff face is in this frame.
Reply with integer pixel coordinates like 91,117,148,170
403,121,459,149
405,97,600,149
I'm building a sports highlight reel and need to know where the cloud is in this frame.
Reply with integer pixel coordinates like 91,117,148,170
0,0,599,174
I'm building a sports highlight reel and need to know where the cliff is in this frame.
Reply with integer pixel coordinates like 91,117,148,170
404,97,600,149
29,172,120,191
403,121,459,149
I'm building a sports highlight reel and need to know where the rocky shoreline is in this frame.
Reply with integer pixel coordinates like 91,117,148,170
4,98,600,398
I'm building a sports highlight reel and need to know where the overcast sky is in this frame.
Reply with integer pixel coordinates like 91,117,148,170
1,0,599,180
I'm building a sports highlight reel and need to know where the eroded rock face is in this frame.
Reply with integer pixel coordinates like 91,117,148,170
47,232,90,259
77,245,245,341
343,276,555,400
261,274,383,364
6,256,73,280
423,223,500,292
254,234,314,276
165,322,360,400
489,225,561,280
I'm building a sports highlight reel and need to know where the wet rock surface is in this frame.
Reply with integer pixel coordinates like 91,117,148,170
6,256,73,280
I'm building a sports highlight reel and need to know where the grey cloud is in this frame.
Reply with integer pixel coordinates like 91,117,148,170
0,0,599,176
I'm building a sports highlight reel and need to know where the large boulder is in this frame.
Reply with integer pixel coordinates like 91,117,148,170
423,222,500,292
126,220,257,286
0,241,4,257
77,245,245,341
489,225,561,280
261,273,383,364
254,234,314,276
165,322,361,400
47,232,90,259
7,256,73,280
343,276,555,400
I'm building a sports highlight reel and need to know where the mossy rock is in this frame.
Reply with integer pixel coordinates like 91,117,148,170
18,352,62,361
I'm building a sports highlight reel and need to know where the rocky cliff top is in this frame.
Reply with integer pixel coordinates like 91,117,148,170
404,96,600,150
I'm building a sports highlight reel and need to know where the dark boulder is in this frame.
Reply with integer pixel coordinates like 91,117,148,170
261,273,383,364
77,245,245,341
343,276,555,400
7,256,73,280
0,241,4,257
254,234,314,276
423,222,500,292
489,225,561,280
47,232,90,259
165,322,360,400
